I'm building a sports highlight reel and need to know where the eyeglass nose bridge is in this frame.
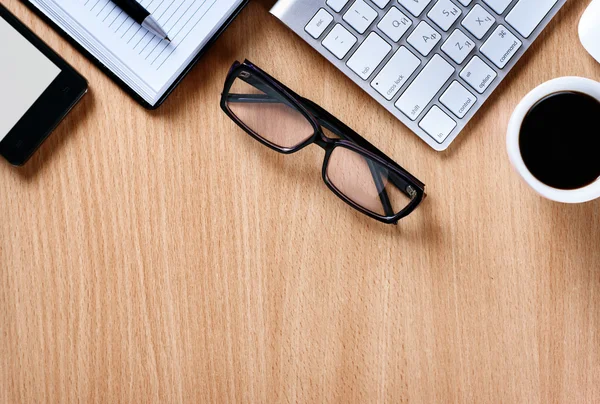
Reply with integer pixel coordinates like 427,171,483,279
313,127,338,150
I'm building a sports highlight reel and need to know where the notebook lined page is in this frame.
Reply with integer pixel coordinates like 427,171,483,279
90,0,217,69
47,0,242,95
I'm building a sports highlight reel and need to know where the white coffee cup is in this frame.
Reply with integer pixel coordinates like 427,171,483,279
506,76,600,203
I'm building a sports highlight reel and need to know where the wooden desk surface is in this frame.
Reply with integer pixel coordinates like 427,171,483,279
1,0,599,402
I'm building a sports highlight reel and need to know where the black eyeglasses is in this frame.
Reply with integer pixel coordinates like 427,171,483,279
220,60,426,225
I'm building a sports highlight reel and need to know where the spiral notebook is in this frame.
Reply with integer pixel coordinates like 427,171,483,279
23,0,247,108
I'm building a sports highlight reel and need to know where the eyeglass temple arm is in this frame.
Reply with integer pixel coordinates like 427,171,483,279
365,158,396,217
226,93,288,104
228,75,295,105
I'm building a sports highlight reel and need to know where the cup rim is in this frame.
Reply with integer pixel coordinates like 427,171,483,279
506,76,600,203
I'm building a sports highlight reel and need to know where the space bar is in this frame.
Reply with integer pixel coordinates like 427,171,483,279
505,0,558,38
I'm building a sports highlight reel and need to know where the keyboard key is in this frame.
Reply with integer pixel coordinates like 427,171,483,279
305,9,334,39
371,46,421,100
322,24,358,59
427,0,462,32
419,106,457,143
343,0,378,34
482,0,512,14
377,7,412,42
395,54,454,120
347,33,392,79
440,81,477,118
441,29,475,64
506,0,559,38
371,0,391,8
460,56,497,93
398,0,433,17
327,0,349,12
480,25,522,68
407,21,441,56
462,4,495,39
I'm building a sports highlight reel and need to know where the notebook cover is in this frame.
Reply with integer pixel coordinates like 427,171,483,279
20,0,249,109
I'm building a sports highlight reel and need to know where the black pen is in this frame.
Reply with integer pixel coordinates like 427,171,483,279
112,0,170,41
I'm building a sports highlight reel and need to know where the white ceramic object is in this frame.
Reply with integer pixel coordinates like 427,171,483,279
506,77,600,203
579,0,600,64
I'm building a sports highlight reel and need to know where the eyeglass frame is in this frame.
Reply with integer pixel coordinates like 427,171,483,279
220,60,426,225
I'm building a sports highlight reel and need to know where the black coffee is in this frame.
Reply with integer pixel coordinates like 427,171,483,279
519,91,600,190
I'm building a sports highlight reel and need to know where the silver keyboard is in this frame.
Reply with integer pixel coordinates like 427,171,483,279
270,0,566,151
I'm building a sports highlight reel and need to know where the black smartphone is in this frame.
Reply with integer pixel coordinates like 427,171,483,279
0,4,87,166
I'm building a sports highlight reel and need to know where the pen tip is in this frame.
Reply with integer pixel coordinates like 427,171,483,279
165,36,171,42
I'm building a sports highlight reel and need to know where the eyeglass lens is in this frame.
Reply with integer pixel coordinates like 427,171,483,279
326,146,414,217
226,73,314,150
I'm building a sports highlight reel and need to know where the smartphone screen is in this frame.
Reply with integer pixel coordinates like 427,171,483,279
0,16,61,140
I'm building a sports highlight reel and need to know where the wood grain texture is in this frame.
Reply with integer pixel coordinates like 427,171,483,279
1,0,599,402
